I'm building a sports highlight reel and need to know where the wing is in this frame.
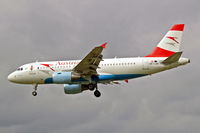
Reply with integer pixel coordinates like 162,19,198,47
73,42,107,80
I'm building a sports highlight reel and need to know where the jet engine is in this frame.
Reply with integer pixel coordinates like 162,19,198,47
53,72,80,84
64,84,88,94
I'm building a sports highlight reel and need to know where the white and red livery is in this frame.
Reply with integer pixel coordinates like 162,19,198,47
8,24,190,97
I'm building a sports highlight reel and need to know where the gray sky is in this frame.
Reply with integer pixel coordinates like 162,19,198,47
0,0,200,133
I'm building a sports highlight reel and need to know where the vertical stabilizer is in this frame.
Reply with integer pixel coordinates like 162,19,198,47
146,24,184,57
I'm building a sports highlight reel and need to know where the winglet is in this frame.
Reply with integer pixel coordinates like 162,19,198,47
101,42,107,48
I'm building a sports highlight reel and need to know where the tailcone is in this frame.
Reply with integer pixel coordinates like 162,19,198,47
179,58,190,65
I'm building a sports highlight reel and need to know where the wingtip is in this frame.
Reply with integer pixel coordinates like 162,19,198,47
101,42,107,48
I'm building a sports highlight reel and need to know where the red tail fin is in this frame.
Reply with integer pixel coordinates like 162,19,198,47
146,24,184,57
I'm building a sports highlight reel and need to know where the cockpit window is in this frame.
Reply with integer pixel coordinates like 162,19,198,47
17,68,23,71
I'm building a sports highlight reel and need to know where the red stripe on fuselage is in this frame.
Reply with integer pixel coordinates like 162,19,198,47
146,47,175,57
41,64,55,71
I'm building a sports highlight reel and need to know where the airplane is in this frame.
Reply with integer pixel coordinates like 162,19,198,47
8,24,190,97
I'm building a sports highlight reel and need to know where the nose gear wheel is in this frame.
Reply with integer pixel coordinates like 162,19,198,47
32,84,38,96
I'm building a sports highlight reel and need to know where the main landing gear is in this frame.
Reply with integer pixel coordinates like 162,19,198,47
32,84,38,96
94,89,101,97
88,83,101,97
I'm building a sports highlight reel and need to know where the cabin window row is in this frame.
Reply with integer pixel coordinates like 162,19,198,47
100,62,136,66
38,65,72,69
37,62,136,70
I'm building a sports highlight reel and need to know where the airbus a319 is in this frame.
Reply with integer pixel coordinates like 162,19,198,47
8,24,190,97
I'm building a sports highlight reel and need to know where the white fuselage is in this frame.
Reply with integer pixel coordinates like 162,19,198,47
8,57,189,84
7,24,189,97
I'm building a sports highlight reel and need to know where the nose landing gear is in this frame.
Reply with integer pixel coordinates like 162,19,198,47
32,91,37,96
32,84,38,96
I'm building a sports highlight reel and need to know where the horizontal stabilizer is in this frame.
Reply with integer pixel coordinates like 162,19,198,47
162,52,182,64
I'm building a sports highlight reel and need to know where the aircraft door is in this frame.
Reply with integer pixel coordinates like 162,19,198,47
29,63,38,75
142,59,149,70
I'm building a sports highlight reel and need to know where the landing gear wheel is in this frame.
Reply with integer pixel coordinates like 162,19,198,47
32,91,37,96
32,84,38,96
88,83,95,91
94,90,101,97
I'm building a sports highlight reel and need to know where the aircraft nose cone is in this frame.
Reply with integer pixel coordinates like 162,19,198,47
8,73,16,82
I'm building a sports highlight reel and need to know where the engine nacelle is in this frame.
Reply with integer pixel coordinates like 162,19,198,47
64,84,87,94
53,72,80,84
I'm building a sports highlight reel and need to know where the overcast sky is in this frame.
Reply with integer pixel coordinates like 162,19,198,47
0,0,200,133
